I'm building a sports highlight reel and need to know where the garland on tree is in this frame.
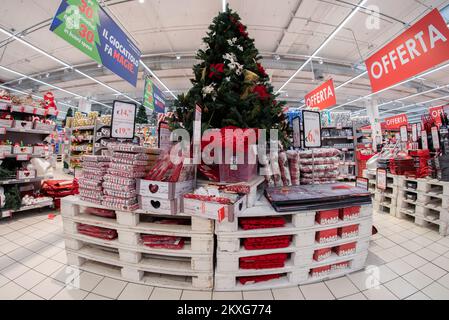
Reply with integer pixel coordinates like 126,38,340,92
170,5,290,147
136,105,149,124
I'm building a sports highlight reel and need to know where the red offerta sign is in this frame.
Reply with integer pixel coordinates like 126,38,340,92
365,9,449,93
383,114,409,130
429,106,444,127
304,79,337,110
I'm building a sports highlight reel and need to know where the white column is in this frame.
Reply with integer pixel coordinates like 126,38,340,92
366,98,382,151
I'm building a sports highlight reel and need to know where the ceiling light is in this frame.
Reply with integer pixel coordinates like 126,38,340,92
318,59,324,65
46,73,50,78
138,0,145,3
274,55,281,61
222,0,227,12
141,61,178,100
276,0,368,94
176,56,181,60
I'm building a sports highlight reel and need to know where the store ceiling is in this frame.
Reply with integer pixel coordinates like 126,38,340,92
0,0,449,121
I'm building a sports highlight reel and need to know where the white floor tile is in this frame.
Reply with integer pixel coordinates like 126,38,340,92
0,241,20,254
374,249,399,263
17,291,44,300
388,234,408,244
34,259,64,276
51,287,89,300
212,291,243,300
437,273,449,290
401,254,428,268
272,286,304,300
150,287,182,300
422,232,443,242
7,247,34,261
243,290,273,300
384,245,411,259
299,282,334,300
362,285,398,300
21,254,48,269
23,239,49,252
374,238,396,249
51,251,68,264
384,277,418,299
433,256,449,272
325,276,359,299
37,245,63,258
0,226,15,236
339,292,367,300
347,269,375,291
14,269,47,290
416,248,440,261
400,230,421,240
405,291,431,300
422,282,449,300
0,281,27,299
91,277,127,299
0,274,9,288
118,283,153,300
0,255,15,270
13,236,36,246
2,262,30,280
180,290,213,300
386,260,414,276
413,236,435,247
76,271,104,292
30,277,64,299
418,263,447,280
403,270,433,290
377,265,400,284
437,237,449,248
84,293,111,300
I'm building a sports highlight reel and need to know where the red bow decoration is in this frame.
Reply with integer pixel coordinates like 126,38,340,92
209,63,225,79
253,85,270,100
257,63,267,77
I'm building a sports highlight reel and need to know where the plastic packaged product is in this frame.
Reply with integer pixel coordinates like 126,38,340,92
102,195,137,206
79,189,103,199
82,161,110,169
287,151,300,186
112,152,151,161
102,182,136,192
239,253,288,270
239,217,286,230
80,196,103,205
82,167,108,176
103,188,137,198
109,162,148,172
81,173,105,182
111,157,150,166
78,178,102,188
238,274,282,285
141,235,185,249
269,154,283,187
77,223,117,240
103,174,135,186
101,201,139,211
82,155,111,162
278,152,292,186
310,265,331,278
108,143,148,153
107,168,146,178
84,207,116,219
79,184,103,192
243,236,291,250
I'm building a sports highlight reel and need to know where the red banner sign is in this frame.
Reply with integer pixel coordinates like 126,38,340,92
365,9,449,93
304,79,336,110
383,114,409,130
429,106,444,127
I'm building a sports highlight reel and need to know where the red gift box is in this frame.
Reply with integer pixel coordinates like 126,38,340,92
313,248,332,262
310,265,331,277
339,207,361,221
334,242,357,256
338,225,359,239
332,261,350,271
316,209,339,225
315,228,338,244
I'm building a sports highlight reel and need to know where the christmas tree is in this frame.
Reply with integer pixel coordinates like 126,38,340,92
171,5,290,147
136,105,149,124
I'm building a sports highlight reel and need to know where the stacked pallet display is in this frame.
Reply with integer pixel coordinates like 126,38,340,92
362,170,377,194
372,172,400,217
213,179,372,291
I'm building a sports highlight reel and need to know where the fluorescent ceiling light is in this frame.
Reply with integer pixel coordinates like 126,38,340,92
379,94,449,118
141,61,178,100
335,71,368,90
222,0,227,12
276,0,368,94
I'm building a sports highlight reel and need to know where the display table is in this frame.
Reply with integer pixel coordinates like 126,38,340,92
61,194,373,291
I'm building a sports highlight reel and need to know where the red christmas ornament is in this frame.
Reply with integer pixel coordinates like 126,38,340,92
253,85,270,100
209,63,225,79
257,63,267,77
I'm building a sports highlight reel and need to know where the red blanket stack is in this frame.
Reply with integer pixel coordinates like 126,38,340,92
85,207,116,219
243,236,291,250
239,217,286,230
239,253,288,269
238,274,283,285
141,235,185,249
77,224,118,240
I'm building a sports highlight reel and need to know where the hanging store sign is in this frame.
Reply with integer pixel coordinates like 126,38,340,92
304,79,337,110
412,123,418,142
111,100,136,139
143,78,166,114
400,126,408,142
429,106,444,127
302,110,322,148
383,114,408,130
365,9,449,93
50,0,141,86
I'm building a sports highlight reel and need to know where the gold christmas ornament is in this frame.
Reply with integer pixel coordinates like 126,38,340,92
240,69,260,99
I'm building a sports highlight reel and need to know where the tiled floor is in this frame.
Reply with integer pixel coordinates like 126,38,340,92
1,205,449,300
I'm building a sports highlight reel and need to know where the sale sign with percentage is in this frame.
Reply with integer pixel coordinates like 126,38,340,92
111,101,136,139
50,0,141,86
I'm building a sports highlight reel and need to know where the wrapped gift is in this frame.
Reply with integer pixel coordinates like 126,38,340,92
313,248,332,262
334,242,357,257
316,209,339,225
310,265,331,277
315,228,338,244
338,225,359,239
339,206,361,221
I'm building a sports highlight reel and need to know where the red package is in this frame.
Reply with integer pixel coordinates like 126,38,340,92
313,248,332,262
310,265,331,277
332,261,350,271
77,224,117,240
315,229,338,244
238,274,283,285
84,207,116,219
339,207,361,221
338,225,359,239
141,235,185,249
239,253,288,270
316,210,339,225
243,236,291,250
334,242,357,257
239,217,286,230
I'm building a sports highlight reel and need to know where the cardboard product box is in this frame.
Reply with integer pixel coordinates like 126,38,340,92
332,261,350,271
17,169,36,180
339,207,361,221
315,228,338,244
183,194,247,222
13,145,33,154
0,145,12,155
33,122,56,131
13,120,33,130
315,209,339,225
334,242,357,257
0,119,13,128
310,265,331,278
338,225,359,239
313,248,332,262
138,196,179,215
137,179,194,200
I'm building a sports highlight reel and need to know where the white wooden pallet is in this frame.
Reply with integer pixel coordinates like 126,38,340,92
417,178,449,196
214,253,367,291
398,208,448,236
373,201,397,217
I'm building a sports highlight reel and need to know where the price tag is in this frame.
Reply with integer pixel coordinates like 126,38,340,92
412,124,418,142
400,126,408,142
422,131,428,150
377,169,387,191
0,128,6,135
16,154,29,161
24,179,30,183
417,123,422,136
111,101,136,139
431,126,440,150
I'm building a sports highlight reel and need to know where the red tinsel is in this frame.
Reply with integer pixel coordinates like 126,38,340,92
253,85,270,100
257,63,267,77
209,63,225,79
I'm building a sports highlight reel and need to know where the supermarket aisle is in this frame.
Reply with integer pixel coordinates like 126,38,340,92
1,206,449,300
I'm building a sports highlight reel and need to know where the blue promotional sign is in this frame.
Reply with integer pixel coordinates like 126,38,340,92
152,84,166,114
50,0,141,87
143,77,166,114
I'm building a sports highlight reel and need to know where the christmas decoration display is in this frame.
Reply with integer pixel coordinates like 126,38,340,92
170,6,290,147
136,105,149,124
42,92,58,112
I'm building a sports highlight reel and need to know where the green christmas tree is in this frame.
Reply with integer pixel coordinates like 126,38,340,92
170,5,290,146
63,107,73,127
136,105,149,124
